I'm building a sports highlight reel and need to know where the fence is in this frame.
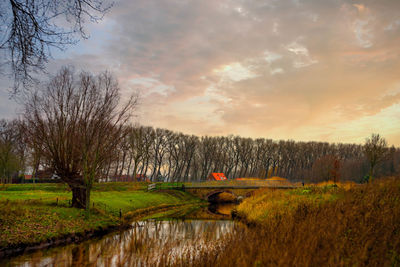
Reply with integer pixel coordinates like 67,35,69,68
147,182,187,191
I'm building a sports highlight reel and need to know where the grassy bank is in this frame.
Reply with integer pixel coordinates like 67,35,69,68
0,183,203,252
236,182,348,224
189,178,400,266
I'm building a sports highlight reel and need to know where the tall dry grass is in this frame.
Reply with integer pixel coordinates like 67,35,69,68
236,183,344,223
191,177,400,266
99,178,400,266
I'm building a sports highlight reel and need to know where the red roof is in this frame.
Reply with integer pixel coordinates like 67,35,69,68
208,173,227,181
24,175,32,179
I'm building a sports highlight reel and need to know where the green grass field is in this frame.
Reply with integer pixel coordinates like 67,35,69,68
0,182,202,249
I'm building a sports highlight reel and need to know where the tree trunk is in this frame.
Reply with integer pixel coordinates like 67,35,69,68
132,161,138,182
126,156,132,179
105,161,111,182
184,157,193,181
143,159,149,178
119,150,126,176
369,164,375,183
71,186,89,209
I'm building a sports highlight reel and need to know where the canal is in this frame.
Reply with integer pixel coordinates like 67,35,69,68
2,203,240,266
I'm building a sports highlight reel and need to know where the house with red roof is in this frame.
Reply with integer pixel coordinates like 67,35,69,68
207,172,228,181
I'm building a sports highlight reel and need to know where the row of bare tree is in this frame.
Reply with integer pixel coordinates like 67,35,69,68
1,67,399,209
105,128,400,183
2,120,399,186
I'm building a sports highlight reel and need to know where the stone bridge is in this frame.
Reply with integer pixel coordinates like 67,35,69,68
147,183,298,202
184,185,296,202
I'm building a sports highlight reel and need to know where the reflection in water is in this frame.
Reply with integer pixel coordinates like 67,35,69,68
4,214,237,266
208,203,236,216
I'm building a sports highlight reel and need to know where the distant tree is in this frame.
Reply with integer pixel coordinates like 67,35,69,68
127,125,146,181
23,66,137,209
331,158,340,184
364,134,388,181
0,119,24,183
311,155,336,183
0,0,112,93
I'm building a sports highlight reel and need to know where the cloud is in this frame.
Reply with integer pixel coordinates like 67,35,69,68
3,0,400,145
353,4,366,13
213,62,258,82
285,40,318,68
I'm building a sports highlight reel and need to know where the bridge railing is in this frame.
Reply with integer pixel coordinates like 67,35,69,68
147,182,186,191
147,183,156,191
184,180,298,188
146,180,299,190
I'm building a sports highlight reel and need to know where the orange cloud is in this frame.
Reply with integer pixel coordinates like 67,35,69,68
30,0,400,146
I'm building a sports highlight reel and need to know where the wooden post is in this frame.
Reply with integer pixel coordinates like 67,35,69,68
93,202,95,208
56,198,58,206
119,209,122,220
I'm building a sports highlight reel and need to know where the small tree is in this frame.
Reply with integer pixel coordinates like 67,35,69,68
364,134,388,182
23,67,137,209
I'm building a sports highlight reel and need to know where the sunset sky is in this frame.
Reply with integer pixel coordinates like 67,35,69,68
1,0,400,145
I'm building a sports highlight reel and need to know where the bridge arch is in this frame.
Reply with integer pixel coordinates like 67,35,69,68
206,190,237,203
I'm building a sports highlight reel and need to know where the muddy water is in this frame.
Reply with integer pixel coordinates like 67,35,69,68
2,204,238,266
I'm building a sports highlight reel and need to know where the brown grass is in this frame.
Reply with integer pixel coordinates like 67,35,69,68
87,178,399,266
236,184,343,224
190,177,400,266
312,180,358,190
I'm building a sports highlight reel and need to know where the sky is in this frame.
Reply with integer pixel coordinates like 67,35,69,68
1,0,400,146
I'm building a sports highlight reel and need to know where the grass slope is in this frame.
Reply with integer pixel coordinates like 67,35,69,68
0,183,202,250
237,183,345,224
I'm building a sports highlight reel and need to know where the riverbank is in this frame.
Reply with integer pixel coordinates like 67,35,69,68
0,183,204,257
192,177,400,266
3,179,400,265
236,181,349,224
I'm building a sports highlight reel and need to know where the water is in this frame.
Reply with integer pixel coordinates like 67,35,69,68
2,204,238,266
208,203,236,216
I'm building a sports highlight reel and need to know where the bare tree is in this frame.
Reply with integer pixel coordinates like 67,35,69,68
0,0,112,93
364,134,388,181
127,125,146,181
107,127,397,184
137,127,154,178
149,128,170,181
181,135,197,181
23,66,137,209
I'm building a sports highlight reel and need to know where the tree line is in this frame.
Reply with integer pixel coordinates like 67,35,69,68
2,115,399,185
99,128,400,183
1,67,399,209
